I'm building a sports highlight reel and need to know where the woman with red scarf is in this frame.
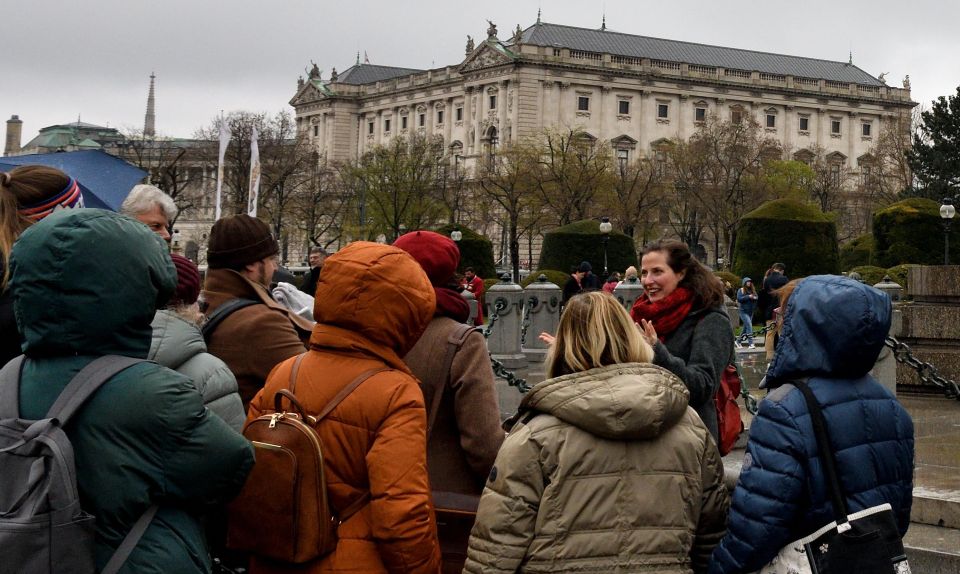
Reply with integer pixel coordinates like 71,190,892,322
630,240,734,445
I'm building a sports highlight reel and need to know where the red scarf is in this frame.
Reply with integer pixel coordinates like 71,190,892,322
630,286,695,340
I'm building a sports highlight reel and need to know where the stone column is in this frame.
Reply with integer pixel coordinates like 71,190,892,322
613,276,644,312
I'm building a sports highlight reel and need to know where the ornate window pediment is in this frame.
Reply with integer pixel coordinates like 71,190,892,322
416,104,427,113
610,134,638,149
399,107,409,116
826,151,847,164
793,149,815,164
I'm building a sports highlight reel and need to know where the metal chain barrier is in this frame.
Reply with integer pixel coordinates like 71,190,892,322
738,366,759,415
479,297,530,393
481,298,507,339
519,296,537,347
885,336,960,401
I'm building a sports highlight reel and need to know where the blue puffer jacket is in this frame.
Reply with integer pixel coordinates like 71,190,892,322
709,275,914,574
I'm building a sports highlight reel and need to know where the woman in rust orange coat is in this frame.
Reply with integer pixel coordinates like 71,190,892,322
247,242,442,573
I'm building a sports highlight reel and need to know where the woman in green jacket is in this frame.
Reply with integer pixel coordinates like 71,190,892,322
9,209,254,573
465,291,729,574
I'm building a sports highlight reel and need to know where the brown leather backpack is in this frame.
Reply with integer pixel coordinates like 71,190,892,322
227,354,383,564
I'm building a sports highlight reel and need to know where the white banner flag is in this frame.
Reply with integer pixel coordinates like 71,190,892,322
247,127,261,217
215,119,231,221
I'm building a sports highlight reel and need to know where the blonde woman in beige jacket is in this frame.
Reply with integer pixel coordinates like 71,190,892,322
464,291,729,574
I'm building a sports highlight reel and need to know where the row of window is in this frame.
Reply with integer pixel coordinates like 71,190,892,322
363,105,473,136
576,95,875,137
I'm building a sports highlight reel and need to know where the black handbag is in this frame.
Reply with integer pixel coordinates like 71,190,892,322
787,381,911,574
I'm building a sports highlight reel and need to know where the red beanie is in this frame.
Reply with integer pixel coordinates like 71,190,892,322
393,230,460,286
169,253,201,306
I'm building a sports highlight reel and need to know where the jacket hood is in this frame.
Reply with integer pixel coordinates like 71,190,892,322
521,363,690,440
10,209,175,358
311,242,435,358
741,277,752,286
767,275,891,381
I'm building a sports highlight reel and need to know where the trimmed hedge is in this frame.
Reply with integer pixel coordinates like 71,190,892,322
840,234,874,270
538,220,637,277
733,199,840,283
849,265,886,286
873,198,960,267
435,224,496,279
521,269,569,288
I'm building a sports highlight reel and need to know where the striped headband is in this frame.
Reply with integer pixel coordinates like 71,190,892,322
18,177,85,221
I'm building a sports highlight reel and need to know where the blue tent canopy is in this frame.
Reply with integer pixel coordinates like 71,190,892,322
0,150,147,211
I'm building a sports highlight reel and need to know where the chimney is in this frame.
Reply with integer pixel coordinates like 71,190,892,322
144,73,156,137
4,115,22,156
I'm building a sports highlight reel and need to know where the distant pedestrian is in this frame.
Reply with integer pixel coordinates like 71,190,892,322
0,165,84,366
736,277,758,348
299,245,327,296
561,261,593,307
120,183,177,243
709,276,914,573
602,271,620,293
463,266,485,325
396,231,504,574
465,291,729,573
762,263,788,360
631,240,735,447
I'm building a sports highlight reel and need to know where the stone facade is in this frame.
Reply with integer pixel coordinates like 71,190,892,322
291,20,915,264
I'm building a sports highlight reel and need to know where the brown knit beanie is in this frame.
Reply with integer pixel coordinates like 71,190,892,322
206,214,278,270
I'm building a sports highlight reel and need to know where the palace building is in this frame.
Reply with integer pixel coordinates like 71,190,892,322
290,19,915,263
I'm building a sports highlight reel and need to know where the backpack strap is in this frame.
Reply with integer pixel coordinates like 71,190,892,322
0,355,26,419
426,324,477,439
201,298,259,343
100,503,160,574
45,356,147,424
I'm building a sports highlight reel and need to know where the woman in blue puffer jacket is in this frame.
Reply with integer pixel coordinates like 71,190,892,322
735,277,758,348
709,275,914,574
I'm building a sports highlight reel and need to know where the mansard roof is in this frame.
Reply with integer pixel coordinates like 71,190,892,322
336,63,425,85
520,22,883,87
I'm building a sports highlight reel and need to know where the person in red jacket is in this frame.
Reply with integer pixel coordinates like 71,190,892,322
463,266,484,326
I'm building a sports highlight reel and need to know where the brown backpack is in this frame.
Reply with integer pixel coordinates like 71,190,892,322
227,354,384,563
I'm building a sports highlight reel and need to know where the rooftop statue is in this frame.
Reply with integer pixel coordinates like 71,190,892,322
487,20,497,39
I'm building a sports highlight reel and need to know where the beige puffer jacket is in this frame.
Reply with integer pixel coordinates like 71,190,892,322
463,363,729,574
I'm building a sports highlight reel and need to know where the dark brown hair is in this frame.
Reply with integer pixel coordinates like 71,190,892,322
0,166,71,288
641,239,725,310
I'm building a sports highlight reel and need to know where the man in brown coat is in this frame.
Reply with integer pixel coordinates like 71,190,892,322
201,214,314,408
395,231,504,574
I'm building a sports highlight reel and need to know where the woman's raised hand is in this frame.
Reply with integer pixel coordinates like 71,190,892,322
538,332,556,345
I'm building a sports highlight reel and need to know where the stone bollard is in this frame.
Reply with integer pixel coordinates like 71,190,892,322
723,294,740,331
613,276,644,312
873,275,904,302
870,307,901,396
521,275,562,364
486,273,527,369
460,290,478,325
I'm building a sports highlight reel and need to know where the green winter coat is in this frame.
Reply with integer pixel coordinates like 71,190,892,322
9,209,254,574
464,363,729,574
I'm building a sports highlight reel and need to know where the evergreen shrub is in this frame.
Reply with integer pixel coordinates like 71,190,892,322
538,220,637,277
873,198,960,267
732,199,839,283
435,224,496,278
840,234,874,269
849,265,886,286
520,269,569,288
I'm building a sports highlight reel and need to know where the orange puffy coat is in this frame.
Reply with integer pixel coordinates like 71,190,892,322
247,242,441,574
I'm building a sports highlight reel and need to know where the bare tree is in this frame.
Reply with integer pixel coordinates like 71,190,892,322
534,128,615,225
602,155,663,249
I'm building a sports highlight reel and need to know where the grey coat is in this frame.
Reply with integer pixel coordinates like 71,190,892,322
652,305,735,444
149,310,246,432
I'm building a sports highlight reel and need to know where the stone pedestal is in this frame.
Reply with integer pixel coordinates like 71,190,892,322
486,275,527,369
613,277,644,312
871,308,901,396
896,266,960,392
521,275,562,364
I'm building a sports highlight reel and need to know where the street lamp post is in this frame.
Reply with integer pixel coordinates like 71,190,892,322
940,198,956,265
599,216,613,276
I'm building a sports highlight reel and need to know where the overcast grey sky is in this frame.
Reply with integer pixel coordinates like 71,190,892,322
3,0,958,142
